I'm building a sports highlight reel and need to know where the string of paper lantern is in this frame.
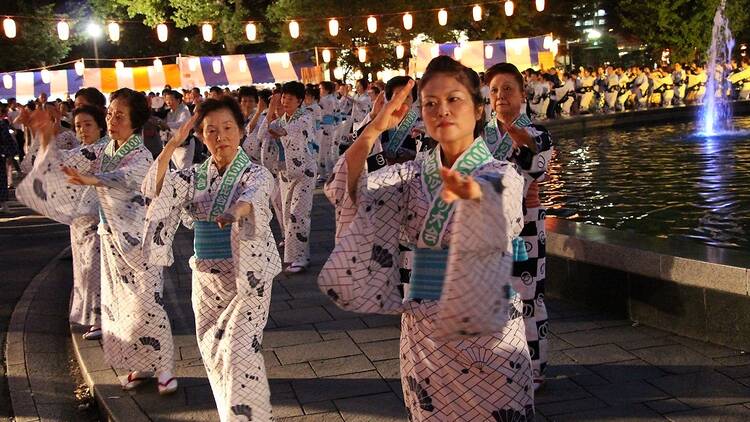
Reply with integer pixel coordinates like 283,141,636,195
1,1,546,41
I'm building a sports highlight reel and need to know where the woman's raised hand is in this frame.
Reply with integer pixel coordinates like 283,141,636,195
166,115,197,150
439,167,482,203
368,80,414,133
28,107,56,149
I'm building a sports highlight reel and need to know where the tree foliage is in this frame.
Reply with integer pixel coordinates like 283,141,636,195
0,2,72,71
611,0,750,64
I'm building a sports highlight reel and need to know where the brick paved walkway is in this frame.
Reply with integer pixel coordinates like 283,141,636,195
72,193,750,421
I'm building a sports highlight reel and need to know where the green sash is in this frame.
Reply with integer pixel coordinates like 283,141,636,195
100,134,142,172
418,137,493,248
385,109,419,156
195,148,251,221
483,113,532,160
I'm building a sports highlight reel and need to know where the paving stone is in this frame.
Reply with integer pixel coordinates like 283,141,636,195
361,315,401,328
272,307,333,328
650,370,750,408
615,335,679,351
550,403,665,421
268,363,316,379
346,327,401,344
631,345,716,374
644,398,692,415
669,336,743,359
323,304,362,321
665,404,750,421
314,319,368,340
302,401,338,415
563,344,636,365
716,364,750,380
335,392,408,421
590,359,667,383
552,316,601,334
292,371,390,404
309,355,375,377
559,325,669,348
275,338,362,365
263,350,281,368
388,380,404,402
264,325,324,349
535,378,592,405
713,354,750,367
278,412,344,422
373,359,400,380
271,397,305,418
535,396,608,416
179,345,201,360
586,380,670,406
287,296,335,309
358,339,399,362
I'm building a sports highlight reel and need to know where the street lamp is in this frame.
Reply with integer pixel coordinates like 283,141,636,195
86,22,102,66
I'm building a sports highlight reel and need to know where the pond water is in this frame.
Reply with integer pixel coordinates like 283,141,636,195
541,116,750,250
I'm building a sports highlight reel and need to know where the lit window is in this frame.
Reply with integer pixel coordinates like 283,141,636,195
584,20,594,26
575,21,581,27
598,9,606,16
599,19,606,24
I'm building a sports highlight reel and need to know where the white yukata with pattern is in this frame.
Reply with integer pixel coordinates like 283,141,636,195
485,114,554,383
17,140,103,327
259,109,317,266
319,138,535,421
142,148,280,422
21,128,79,173
318,94,338,177
21,135,175,375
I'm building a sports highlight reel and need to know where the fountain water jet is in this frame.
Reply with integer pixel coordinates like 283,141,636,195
698,0,735,136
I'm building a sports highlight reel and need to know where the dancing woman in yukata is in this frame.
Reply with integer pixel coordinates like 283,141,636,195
17,105,108,340
142,97,281,421
18,88,177,395
319,56,535,421
485,63,555,391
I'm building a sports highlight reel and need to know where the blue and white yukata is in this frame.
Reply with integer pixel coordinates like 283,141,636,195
142,148,281,422
319,138,534,421
485,113,554,384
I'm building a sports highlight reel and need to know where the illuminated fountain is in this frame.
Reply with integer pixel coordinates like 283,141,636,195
698,0,735,136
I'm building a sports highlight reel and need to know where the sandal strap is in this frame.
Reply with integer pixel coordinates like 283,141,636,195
127,372,149,383
158,377,177,387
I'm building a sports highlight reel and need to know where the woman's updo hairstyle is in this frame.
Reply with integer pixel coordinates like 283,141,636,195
418,55,485,137
72,105,107,138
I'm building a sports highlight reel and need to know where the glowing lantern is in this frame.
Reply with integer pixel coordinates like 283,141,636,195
202,23,213,42
454,46,462,61
108,22,120,41
212,59,221,74
282,56,291,68
157,24,168,42
358,47,366,63
322,48,332,63
75,60,85,76
115,60,124,71
484,45,494,59
41,69,51,84
245,23,257,41
367,16,377,33
57,20,69,41
438,9,448,26
402,13,413,30
239,60,248,73
153,58,163,70
536,0,545,12
289,20,299,39
2,74,12,89
328,19,339,37
3,18,16,38
396,45,405,59
505,1,514,17
472,5,482,21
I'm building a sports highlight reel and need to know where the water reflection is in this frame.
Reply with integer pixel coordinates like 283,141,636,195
542,117,750,250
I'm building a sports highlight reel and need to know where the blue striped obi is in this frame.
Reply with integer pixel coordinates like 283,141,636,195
512,237,528,262
194,221,232,259
98,207,107,226
407,249,448,301
322,115,335,125
275,139,286,162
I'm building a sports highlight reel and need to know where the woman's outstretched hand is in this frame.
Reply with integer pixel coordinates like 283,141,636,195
62,166,100,186
440,167,482,203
